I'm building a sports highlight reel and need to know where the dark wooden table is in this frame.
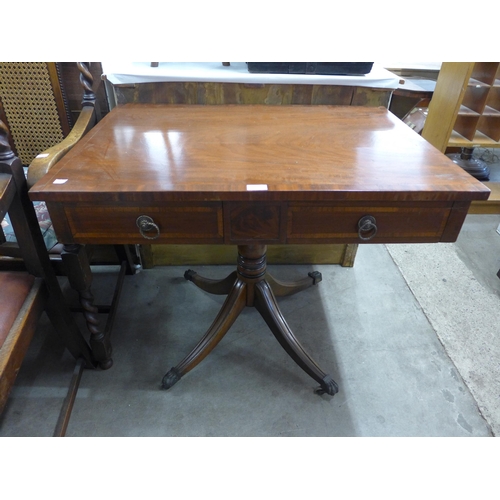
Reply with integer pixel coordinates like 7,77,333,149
30,104,490,395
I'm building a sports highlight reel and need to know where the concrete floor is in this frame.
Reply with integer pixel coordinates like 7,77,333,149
1,211,499,437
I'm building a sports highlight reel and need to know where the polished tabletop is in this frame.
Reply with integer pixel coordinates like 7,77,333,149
29,104,490,204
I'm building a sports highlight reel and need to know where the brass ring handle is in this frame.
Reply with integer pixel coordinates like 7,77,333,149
136,215,160,240
358,215,377,241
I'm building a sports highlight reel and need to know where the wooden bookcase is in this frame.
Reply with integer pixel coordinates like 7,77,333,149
422,62,500,212
422,63,500,151
449,63,500,147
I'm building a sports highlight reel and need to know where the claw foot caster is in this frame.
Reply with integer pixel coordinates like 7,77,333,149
184,269,197,281
308,271,322,285
161,367,182,390
314,374,339,396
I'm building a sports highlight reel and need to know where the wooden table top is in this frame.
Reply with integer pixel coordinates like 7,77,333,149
29,104,490,203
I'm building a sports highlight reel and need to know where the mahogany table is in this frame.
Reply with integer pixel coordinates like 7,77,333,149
29,104,490,396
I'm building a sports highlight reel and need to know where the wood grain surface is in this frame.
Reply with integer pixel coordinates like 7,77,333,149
30,104,490,203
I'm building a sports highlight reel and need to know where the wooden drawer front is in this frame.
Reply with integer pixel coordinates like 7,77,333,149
63,203,224,244
287,204,452,243
224,202,286,244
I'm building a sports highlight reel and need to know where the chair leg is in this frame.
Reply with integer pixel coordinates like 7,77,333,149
45,292,95,367
53,357,86,437
61,243,113,369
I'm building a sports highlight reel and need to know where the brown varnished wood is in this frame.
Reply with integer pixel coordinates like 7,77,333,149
59,63,108,122
0,272,36,348
112,81,391,109
113,82,358,106
0,173,16,218
1,120,95,414
27,106,96,188
2,65,129,374
286,201,454,244
184,270,237,295
165,277,248,380
57,201,224,245
185,268,320,298
26,104,492,394
30,104,489,205
162,244,337,395
0,280,46,411
224,201,286,244
264,272,322,297
26,63,99,188
254,279,335,392
29,104,490,250
42,198,476,246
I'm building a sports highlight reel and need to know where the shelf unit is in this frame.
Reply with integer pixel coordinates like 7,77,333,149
449,63,500,146
423,63,500,151
422,62,500,213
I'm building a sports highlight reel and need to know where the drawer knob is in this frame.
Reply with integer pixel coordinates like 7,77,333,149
358,215,377,241
136,215,160,240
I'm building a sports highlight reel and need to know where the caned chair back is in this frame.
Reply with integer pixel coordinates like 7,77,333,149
0,62,72,166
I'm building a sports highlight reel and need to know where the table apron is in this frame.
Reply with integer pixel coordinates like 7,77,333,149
45,199,470,245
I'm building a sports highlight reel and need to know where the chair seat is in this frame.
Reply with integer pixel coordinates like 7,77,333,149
0,271,36,349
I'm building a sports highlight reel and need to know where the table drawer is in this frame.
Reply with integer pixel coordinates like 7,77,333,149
287,203,453,243
56,202,224,244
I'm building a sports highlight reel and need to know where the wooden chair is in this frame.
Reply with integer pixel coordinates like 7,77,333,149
0,62,137,369
0,119,95,430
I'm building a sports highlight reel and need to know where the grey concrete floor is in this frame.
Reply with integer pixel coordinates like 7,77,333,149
1,213,499,437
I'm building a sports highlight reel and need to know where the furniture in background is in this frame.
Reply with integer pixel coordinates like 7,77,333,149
29,104,489,394
245,62,374,75
389,82,435,122
0,63,135,368
401,98,431,135
422,62,500,213
384,63,439,121
102,62,401,268
0,120,94,434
